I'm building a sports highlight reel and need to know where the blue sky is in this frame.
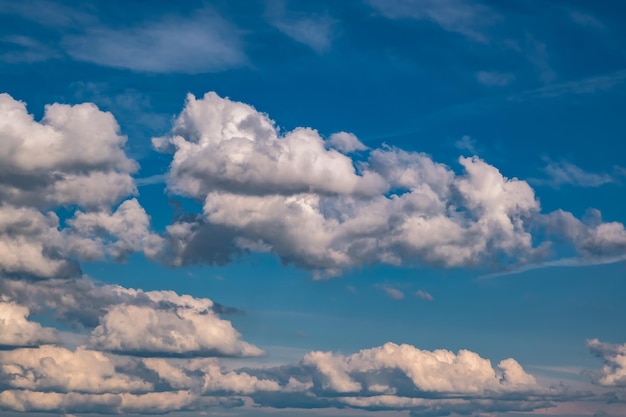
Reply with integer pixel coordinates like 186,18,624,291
0,0,626,416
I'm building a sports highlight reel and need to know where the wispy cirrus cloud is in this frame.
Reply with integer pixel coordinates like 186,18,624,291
266,1,337,53
62,8,246,73
366,0,499,42
531,160,615,188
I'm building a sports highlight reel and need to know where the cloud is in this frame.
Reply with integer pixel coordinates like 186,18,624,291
537,160,614,188
380,286,404,300
543,209,626,259
266,2,337,53
0,93,163,279
366,0,499,42
89,304,264,358
454,135,478,154
0,346,151,393
0,93,137,209
62,8,245,73
0,301,58,347
415,290,433,301
0,276,261,358
587,339,626,387
510,69,626,100
569,10,605,30
155,92,558,277
327,132,368,153
476,70,515,87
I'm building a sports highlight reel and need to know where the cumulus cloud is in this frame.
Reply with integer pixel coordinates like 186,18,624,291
587,339,626,387
543,209,626,259
0,346,151,393
89,304,264,358
0,93,163,279
0,93,137,209
155,92,560,277
0,301,58,347
0,326,570,416
0,276,261,358
327,131,368,153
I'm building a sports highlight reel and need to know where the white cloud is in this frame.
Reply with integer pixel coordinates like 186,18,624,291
266,3,337,53
454,135,478,154
587,339,626,387
0,93,162,279
327,132,368,153
543,209,626,258
62,9,245,73
154,92,386,198
156,92,552,276
0,346,151,393
366,0,499,42
301,342,538,395
0,301,58,347
89,304,264,358
415,290,433,301
0,93,137,209
380,286,404,300
534,160,614,188
476,70,515,87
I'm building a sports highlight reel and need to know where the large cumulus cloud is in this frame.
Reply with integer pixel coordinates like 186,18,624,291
0,277,262,358
153,92,625,277
0,93,161,279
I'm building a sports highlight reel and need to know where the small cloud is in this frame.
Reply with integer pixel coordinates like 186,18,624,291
380,286,404,300
569,10,605,29
62,8,246,73
454,135,478,154
416,290,434,301
476,70,515,87
327,132,368,153
532,160,614,188
346,285,356,293
266,2,337,53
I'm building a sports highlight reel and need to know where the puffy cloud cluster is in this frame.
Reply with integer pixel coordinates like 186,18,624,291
0,338,563,415
0,93,136,209
151,92,626,277
0,93,161,278
0,277,261,358
544,209,626,259
587,339,626,387
154,93,545,276
0,301,58,347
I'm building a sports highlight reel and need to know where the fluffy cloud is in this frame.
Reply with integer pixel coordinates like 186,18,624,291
544,209,626,258
0,346,151,393
152,92,386,198
0,301,58,347
299,342,539,395
0,276,261,358
153,91,626,277
587,339,626,387
154,92,547,276
0,93,137,209
0,339,564,415
89,304,264,358
0,93,160,279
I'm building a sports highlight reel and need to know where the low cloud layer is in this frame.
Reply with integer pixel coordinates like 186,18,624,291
0,332,567,415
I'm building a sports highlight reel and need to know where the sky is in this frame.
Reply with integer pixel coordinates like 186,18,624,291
0,0,625,416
